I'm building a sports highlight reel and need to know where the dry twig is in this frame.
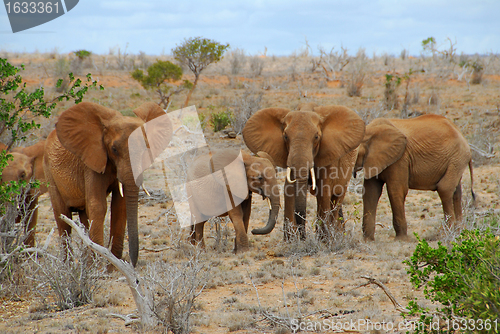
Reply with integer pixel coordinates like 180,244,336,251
358,275,410,314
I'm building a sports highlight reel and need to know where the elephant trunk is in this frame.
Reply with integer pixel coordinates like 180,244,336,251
252,193,280,235
294,178,308,239
125,184,139,267
290,161,311,239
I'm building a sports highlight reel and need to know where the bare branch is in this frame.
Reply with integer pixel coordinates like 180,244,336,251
59,214,157,327
469,144,495,158
359,276,410,314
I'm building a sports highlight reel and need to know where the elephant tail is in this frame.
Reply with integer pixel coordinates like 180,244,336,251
469,159,476,203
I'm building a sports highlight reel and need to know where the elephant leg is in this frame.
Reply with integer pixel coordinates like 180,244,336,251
453,181,463,223
330,195,345,231
437,186,456,227
189,223,196,245
110,188,127,260
49,188,73,239
437,169,465,227
23,195,38,247
362,178,385,241
386,181,409,239
315,188,332,240
50,193,73,260
86,189,108,248
228,206,249,253
241,196,252,234
283,180,296,241
78,210,90,229
193,222,206,248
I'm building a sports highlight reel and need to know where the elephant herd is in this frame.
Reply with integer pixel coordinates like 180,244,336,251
1,101,474,267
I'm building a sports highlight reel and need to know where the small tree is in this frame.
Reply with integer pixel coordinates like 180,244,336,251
172,37,229,107
421,37,437,57
73,50,92,61
131,60,192,108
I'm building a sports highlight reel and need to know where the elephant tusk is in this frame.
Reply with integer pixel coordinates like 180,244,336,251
286,167,296,184
310,167,316,191
266,197,272,210
142,185,151,197
118,182,124,197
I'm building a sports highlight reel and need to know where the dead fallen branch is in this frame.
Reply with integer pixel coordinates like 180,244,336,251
60,214,157,327
469,144,495,158
358,275,410,314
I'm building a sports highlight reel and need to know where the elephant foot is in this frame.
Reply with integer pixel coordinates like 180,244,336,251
394,234,409,241
363,235,375,242
234,244,250,254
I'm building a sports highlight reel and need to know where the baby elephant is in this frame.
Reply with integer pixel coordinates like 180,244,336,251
2,140,46,246
187,149,280,252
354,115,473,240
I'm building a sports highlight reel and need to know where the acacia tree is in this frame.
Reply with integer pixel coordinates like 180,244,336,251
131,60,192,109
172,37,229,107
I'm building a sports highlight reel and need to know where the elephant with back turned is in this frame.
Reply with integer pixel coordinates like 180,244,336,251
44,102,171,266
353,114,474,240
186,149,280,253
243,103,365,240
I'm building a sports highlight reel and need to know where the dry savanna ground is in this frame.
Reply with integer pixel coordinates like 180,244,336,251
1,48,499,333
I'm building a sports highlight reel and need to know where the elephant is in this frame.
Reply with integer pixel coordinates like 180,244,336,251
353,114,474,240
1,140,47,246
43,102,171,267
243,103,365,240
186,149,280,252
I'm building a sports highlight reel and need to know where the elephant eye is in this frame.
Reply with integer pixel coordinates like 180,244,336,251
314,134,319,141
20,172,26,179
111,145,119,155
283,133,289,141
258,176,264,182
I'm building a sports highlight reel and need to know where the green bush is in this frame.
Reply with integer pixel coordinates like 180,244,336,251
404,227,500,333
73,50,92,61
209,110,231,132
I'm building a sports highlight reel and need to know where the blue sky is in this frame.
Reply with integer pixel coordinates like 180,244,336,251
1,0,499,56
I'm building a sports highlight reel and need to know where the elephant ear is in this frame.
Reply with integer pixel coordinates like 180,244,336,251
362,119,407,179
242,108,290,168
313,105,366,167
56,102,120,174
255,151,276,167
128,103,172,187
132,102,165,122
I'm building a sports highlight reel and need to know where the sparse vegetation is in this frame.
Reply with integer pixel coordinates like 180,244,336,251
227,87,263,133
29,237,106,310
229,48,246,75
